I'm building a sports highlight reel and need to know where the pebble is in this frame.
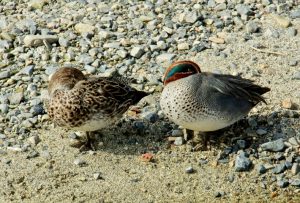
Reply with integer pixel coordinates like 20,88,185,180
292,71,300,80
28,0,47,10
177,42,189,50
208,37,225,44
58,37,70,47
291,163,300,175
74,23,95,34
185,166,194,174
281,98,293,109
288,59,298,67
0,104,9,114
257,164,267,174
256,129,267,135
272,163,286,174
235,151,252,172
277,179,289,188
74,159,86,167
0,70,11,80
171,130,183,137
174,137,184,146
130,47,144,58
28,135,40,146
290,10,300,19
261,139,286,152
93,173,102,180
84,65,96,74
8,92,24,105
156,53,175,63
290,179,300,187
271,14,291,28
19,65,34,76
246,21,259,33
23,35,58,47
199,159,208,165
287,28,297,37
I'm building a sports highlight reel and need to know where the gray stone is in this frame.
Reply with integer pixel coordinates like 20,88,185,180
74,159,86,166
287,28,297,36
207,0,216,8
0,133,6,139
257,164,267,174
74,23,95,34
0,104,9,114
290,10,300,19
58,37,70,47
291,163,300,175
171,130,183,137
93,173,102,180
44,64,59,75
237,140,246,149
77,54,94,65
236,4,251,16
215,3,226,11
277,179,289,188
8,92,24,105
20,65,34,76
28,0,47,9
130,47,144,58
30,104,44,116
117,50,127,58
290,179,300,186
264,29,280,38
246,21,259,33
289,59,298,67
272,163,286,174
184,12,199,24
185,166,194,174
199,159,208,165
174,137,184,146
28,135,40,146
256,129,267,135
0,70,10,80
23,35,58,47
235,151,252,172
84,65,96,74
285,161,292,169
261,139,286,152
292,71,300,80
178,42,189,50
156,53,175,63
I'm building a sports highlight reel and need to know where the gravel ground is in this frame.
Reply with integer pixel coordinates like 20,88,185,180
0,0,300,202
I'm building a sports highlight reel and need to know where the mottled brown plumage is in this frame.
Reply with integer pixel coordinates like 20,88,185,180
47,67,148,150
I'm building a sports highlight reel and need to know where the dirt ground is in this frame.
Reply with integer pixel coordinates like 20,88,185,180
0,16,300,203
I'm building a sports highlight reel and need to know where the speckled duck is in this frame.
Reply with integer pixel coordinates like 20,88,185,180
47,67,148,150
160,61,270,150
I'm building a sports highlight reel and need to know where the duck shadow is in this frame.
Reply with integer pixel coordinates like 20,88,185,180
84,109,299,156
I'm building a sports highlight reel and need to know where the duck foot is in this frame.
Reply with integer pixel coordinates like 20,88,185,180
70,132,97,151
183,129,210,151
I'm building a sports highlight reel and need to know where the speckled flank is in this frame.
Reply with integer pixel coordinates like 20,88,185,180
47,67,148,132
160,61,270,132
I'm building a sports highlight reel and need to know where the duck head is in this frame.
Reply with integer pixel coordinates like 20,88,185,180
162,60,201,85
48,67,86,96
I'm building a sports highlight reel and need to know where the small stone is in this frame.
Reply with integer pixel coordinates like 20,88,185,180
0,70,10,80
74,159,86,166
290,10,300,19
19,65,34,76
264,29,280,38
171,130,183,137
290,179,300,186
236,4,251,16
199,159,208,165
0,104,9,114
281,98,293,109
289,60,298,67
287,28,297,37
156,53,175,63
292,71,300,80
93,173,102,180
214,192,222,198
271,14,291,28
291,163,300,175
256,129,267,135
58,37,70,47
74,23,95,34
184,12,199,24
174,137,184,146
272,163,286,174
285,161,293,169
8,92,24,105
185,166,194,174
208,37,225,44
84,65,96,74
177,42,189,50
23,35,58,47
277,179,289,188
235,151,252,172
117,50,127,58
261,139,285,152
28,135,40,146
237,140,246,149
130,47,144,58
257,164,267,174
246,21,259,33
28,0,47,9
